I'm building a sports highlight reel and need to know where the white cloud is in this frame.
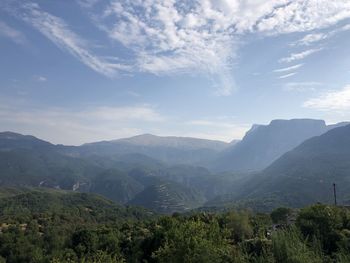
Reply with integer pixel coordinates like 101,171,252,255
80,106,164,122
186,120,237,129
36,76,47,82
4,0,350,95
0,20,26,44
284,82,323,92
97,0,240,94
279,72,297,79
292,23,350,47
339,24,350,32
257,1,350,34
280,48,322,63
9,2,130,77
77,0,99,8
0,99,250,143
79,0,350,94
274,64,303,73
293,33,327,46
303,85,350,111
0,103,164,145
184,119,249,141
127,91,141,97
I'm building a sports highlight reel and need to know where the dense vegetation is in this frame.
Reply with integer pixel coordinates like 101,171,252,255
0,189,350,262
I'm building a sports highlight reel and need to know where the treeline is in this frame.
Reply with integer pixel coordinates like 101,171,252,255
0,191,350,262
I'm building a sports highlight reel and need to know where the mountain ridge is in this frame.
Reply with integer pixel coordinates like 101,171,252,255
224,124,350,210
211,119,349,172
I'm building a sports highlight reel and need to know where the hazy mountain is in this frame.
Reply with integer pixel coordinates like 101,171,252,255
0,132,54,151
77,134,229,165
113,134,228,150
232,124,350,210
4,122,350,214
211,119,349,173
0,132,215,213
128,181,206,214
0,148,100,190
90,169,144,203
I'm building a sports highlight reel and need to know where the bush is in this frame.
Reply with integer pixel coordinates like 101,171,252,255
272,227,322,263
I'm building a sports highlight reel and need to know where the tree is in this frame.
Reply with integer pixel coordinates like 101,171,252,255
152,218,234,263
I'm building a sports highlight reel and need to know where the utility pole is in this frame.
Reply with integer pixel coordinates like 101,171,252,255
333,183,337,206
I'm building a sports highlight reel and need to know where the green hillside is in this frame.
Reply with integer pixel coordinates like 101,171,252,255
129,181,206,213
90,169,144,203
234,124,350,210
0,188,153,223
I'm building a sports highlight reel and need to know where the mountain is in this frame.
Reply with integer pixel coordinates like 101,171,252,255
113,133,228,150
77,134,229,165
232,124,350,210
0,148,99,190
128,181,206,214
4,122,350,214
90,169,144,203
0,131,54,150
211,119,349,172
0,132,216,213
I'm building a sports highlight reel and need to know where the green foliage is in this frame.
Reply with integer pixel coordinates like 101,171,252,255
0,191,350,263
152,217,233,263
222,211,254,242
129,182,206,214
270,207,292,224
271,227,323,263
296,204,350,253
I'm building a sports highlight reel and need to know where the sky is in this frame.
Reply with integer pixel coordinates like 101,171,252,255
0,0,350,145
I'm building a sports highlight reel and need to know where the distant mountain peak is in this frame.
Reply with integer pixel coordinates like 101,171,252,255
0,131,28,139
269,118,325,125
104,133,229,150
0,131,53,150
212,119,345,173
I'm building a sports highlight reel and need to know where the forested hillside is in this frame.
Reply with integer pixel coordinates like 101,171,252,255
0,189,350,262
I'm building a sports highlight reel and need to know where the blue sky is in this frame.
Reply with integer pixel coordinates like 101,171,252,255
1,0,350,145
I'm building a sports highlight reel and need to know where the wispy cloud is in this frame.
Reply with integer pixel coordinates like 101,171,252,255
293,33,327,46
292,23,350,47
284,82,323,92
35,76,47,82
274,64,303,73
184,119,249,141
77,0,99,8
0,102,164,145
80,0,350,95
279,72,297,79
257,1,350,34
0,20,26,44
94,0,240,95
81,106,164,122
0,97,250,144
303,85,350,111
280,48,323,63
4,0,350,95
7,2,130,77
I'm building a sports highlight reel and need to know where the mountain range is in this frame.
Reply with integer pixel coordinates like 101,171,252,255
211,119,349,172
238,124,350,208
1,118,350,213
61,133,230,166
